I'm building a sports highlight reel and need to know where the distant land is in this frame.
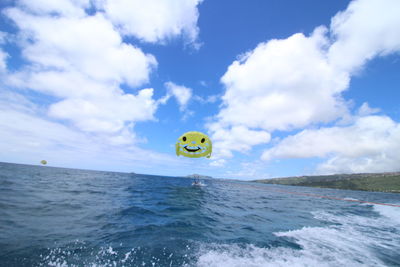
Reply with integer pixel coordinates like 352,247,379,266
253,172,400,193
186,174,213,179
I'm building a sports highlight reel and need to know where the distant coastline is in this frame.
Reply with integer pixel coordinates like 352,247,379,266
253,172,400,193
186,174,213,179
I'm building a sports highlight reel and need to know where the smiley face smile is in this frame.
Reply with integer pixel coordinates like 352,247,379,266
184,146,201,152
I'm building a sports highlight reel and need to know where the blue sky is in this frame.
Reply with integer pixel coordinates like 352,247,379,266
0,0,399,180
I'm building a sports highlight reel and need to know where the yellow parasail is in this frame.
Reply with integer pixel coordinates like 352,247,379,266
175,131,212,159
40,160,47,165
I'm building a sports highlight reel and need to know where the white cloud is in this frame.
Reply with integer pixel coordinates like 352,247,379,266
96,0,202,45
6,9,157,87
0,32,6,43
193,94,220,104
0,50,7,72
0,0,207,174
209,0,400,163
0,91,88,151
8,70,113,99
208,27,349,159
328,0,400,74
262,115,400,174
0,32,8,72
208,124,270,159
48,88,158,134
218,27,349,132
16,0,90,17
158,82,218,118
159,81,220,120
1,0,205,173
357,102,380,116
4,7,159,136
0,90,182,173
209,159,226,167
164,81,193,111
217,161,271,180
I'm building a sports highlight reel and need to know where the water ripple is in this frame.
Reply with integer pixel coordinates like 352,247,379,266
0,162,399,266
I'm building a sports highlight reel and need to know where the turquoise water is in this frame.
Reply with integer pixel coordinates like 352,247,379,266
0,162,399,266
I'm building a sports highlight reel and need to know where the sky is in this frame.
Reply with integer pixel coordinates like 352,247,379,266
0,0,400,180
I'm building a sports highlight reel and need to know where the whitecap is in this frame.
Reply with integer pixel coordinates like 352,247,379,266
373,204,400,224
193,208,400,267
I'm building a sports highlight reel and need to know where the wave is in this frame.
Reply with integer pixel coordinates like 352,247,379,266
194,205,400,267
35,203,400,267
39,242,193,267
32,207,400,267
373,204,400,225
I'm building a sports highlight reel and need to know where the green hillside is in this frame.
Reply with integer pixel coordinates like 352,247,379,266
253,172,400,193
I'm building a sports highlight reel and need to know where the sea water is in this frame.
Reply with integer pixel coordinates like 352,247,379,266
0,162,399,267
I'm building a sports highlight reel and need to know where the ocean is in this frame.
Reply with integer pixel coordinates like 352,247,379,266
0,162,399,267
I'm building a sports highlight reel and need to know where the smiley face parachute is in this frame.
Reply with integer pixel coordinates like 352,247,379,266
40,160,47,165
176,131,212,158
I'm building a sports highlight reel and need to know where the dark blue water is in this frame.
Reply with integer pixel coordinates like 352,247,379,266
1,162,399,267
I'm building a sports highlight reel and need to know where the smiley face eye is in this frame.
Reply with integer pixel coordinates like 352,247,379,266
201,138,205,143
182,136,186,141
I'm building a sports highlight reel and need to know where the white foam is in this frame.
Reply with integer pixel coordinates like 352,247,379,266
106,246,117,255
343,197,359,201
39,205,400,267
192,182,206,187
197,227,390,267
41,245,139,267
190,243,326,267
373,204,400,224
40,244,189,267
194,208,400,267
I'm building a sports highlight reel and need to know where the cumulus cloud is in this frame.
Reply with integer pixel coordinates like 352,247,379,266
0,32,8,72
2,0,204,135
48,88,158,134
6,9,156,87
221,161,271,180
193,94,220,104
208,27,349,159
0,91,92,155
0,32,6,43
0,90,181,172
208,124,270,159
164,81,193,111
218,27,349,131
357,102,380,116
262,115,400,174
3,0,206,137
209,0,400,165
4,6,159,136
209,159,226,167
96,0,202,45
0,50,7,72
16,0,90,17
328,0,400,74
